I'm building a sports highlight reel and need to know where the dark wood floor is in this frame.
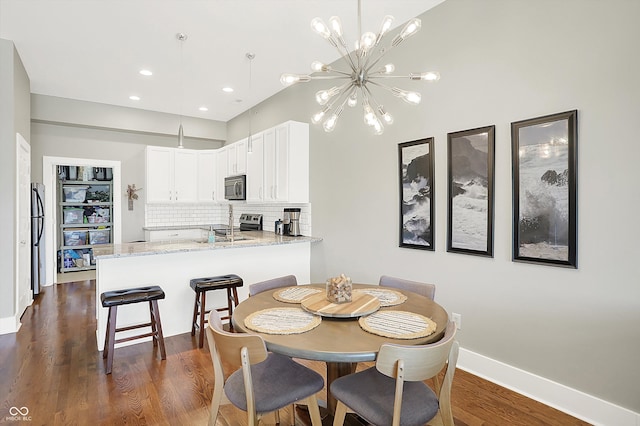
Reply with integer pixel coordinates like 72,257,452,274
0,280,590,425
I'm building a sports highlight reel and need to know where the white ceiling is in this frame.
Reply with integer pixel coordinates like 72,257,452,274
0,0,444,122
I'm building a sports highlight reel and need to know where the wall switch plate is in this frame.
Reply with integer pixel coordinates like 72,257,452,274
452,312,462,330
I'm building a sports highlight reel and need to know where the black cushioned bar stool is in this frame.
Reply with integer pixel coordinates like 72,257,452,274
100,285,166,375
190,274,243,348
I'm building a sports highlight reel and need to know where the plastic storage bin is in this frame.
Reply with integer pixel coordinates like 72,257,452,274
89,229,110,245
63,230,88,246
63,208,84,224
63,186,89,202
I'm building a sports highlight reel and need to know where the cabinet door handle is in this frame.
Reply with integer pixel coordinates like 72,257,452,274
175,191,178,201
212,191,215,200
169,191,172,201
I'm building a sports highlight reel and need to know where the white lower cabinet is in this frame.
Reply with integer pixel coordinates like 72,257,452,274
145,228,204,242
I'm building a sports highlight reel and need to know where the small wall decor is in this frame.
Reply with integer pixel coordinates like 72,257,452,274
511,110,577,268
447,125,495,257
398,137,435,250
126,184,142,211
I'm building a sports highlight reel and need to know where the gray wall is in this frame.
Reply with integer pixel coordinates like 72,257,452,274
227,0,640,413
0,39,30,321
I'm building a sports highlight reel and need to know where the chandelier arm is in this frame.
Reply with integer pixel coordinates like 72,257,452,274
364,44,397,74
333,41,359,72
309,75,352,81
315,69,353,78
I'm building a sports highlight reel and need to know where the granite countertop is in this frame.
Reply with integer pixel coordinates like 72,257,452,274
93,230,322,259
143,224,236,232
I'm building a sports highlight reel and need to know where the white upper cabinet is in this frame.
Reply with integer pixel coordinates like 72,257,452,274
269,121,309,203
173,149,198,202
246,132,265,202
145,121,308,205
227,138,247,176
146,147,173,203
146,146,198,203
216,147,228,202
197,150,217,202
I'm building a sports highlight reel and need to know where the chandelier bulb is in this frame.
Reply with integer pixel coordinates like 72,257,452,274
363,104,376,126
280,73,311,87
311,109,326,124
392,18,422,46
392,87,422,105
311,61,331,72
379,15,395,37
329,16,343,37
347,92,358,107
372,120,384,135
378,106,394,125
410,71,440,81
360,32,377,54
315,86,341,105
382,63,395,74
311,17,331,39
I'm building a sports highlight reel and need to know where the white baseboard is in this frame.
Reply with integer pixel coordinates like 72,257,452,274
458,347,640,426
0,315,21,335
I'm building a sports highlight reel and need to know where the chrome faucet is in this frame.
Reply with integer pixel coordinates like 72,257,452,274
228,204,234,241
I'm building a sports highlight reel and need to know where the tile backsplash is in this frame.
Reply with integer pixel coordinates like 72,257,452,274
145,203,312,236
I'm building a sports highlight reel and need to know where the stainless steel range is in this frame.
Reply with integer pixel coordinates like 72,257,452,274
239,214,263,231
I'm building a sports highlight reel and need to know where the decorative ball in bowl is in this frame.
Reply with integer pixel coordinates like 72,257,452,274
326,274,352,304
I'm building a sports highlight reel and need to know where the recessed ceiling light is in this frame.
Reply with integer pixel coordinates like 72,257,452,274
199,106,209,112
222,87,234,93
129,95,140,101
139,69,153,76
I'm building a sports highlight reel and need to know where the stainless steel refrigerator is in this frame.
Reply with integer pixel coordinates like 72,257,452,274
31,183,45,296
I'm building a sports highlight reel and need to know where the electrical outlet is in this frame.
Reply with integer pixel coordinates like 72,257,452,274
452,312,462,330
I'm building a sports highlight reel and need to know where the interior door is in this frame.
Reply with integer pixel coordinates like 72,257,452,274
17,133,32,317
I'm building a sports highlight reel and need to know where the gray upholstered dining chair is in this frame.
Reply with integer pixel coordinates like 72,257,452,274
330,321,459,426
248,274,298,296
379,275,436,300
205,310,323,426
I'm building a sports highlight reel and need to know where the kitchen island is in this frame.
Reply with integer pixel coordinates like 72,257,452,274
93,231,321,351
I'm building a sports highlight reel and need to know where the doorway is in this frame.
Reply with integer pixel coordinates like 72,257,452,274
42,156,121,287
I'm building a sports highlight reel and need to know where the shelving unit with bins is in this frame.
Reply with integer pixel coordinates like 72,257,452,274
58,179,113,273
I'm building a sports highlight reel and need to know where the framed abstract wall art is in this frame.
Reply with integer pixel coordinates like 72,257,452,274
511,110,578,268
447,125,495,256
398,138,434,250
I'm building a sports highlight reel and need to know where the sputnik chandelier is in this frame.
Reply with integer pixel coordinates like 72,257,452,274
280,0,440,135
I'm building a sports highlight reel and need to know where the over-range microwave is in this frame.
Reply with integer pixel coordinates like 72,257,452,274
224,175,246,200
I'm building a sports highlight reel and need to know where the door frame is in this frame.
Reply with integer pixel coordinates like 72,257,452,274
42,156,121,286
16,133,32,325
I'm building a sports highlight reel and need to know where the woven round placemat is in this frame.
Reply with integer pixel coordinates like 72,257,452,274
244,307,321,335
359,310,436,339
273,286,323,304
353,288,408,307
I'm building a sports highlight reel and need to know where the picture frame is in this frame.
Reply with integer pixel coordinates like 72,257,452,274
511,110,578,268
398,137,435,250
447,125,495,257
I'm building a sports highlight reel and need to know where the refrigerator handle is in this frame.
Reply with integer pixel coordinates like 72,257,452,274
34,188,45,246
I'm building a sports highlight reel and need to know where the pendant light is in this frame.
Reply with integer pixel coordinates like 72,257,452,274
246,53,255,154
280,0,439,135
177,32,187,148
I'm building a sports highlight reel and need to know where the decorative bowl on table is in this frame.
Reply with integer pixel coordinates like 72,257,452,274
326,274,352,304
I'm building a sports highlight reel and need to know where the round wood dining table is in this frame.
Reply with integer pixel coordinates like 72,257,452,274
232,283,449,416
